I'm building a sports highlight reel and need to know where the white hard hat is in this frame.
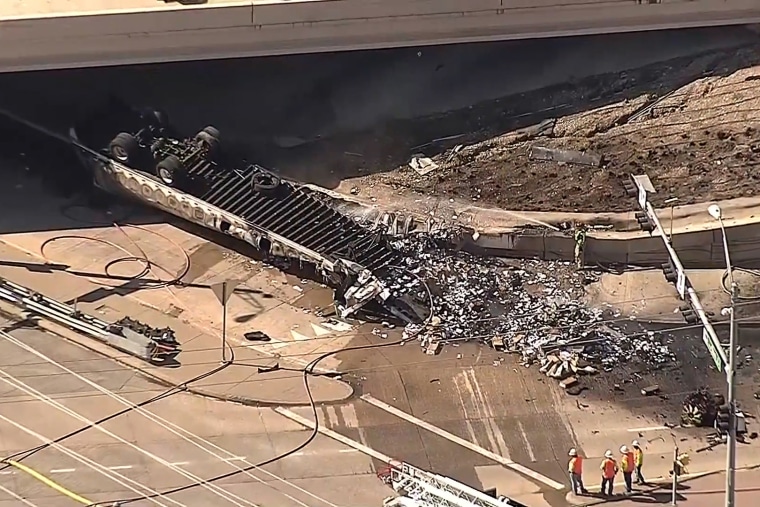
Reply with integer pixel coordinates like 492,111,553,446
568,448,577,456
604,450,613,459
620,445,629,454
632,440,640,447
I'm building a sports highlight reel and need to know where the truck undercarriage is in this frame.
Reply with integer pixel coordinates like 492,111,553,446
68,98,422,323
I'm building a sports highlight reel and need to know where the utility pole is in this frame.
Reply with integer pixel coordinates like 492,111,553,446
211,280,241,364
726,281,738,507
708,203,738,507
671,446,678,506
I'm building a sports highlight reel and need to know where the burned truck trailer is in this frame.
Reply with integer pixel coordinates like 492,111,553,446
69,100,410,318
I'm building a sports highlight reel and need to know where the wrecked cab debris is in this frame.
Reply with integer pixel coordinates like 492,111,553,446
68,98,403,317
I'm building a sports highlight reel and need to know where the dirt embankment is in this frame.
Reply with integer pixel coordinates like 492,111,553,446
327,45,760,213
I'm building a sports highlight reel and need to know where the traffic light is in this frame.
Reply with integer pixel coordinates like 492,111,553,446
662,261,677,284
716,404,731,434
679,304,698,324
635,211,655,232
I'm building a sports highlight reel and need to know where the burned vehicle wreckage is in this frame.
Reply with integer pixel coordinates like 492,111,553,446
68,99,426,324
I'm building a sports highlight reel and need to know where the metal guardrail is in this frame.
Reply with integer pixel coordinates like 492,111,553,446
0,277,179,364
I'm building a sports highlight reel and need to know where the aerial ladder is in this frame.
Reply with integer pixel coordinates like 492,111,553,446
378,461,529,507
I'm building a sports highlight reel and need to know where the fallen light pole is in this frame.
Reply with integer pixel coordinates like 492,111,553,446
708,203,739,507
631,175,734,507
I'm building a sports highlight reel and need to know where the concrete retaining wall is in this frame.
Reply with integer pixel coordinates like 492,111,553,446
1,0,760,72
470,221,760,269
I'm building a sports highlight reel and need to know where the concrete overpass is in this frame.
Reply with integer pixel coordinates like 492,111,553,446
2,0,760,72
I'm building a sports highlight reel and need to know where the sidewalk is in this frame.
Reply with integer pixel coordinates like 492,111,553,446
569,467,760,506
0,235,354,406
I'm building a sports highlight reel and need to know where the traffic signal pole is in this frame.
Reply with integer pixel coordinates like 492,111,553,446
726,282,738,507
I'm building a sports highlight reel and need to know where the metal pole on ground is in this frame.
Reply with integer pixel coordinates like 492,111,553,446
671,446,678,506
211,280,241,365
665,197,678,240
708,203,737,507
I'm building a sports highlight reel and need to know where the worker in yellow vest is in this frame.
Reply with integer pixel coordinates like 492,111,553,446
568,448,588,495
600,450,618,496
632,440,645,485
620,445,635,494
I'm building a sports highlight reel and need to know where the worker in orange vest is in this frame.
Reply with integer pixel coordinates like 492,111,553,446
600,450,618,496
620,445,635,494
632,440,645,485
567,448,588,495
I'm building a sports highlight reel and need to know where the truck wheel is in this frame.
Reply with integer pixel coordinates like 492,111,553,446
252,172,281,194
109,132,139,163
195,131,220,159
156,155,183,186
202,126,221,140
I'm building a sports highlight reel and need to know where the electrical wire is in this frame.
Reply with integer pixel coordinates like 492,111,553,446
721,267,760,301
39,223,191,290
0,287,750,410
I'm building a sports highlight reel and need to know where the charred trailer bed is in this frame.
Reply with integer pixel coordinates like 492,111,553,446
68,100,406,316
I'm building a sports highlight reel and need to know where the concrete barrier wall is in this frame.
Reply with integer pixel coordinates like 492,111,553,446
1,0,759,71
469,221,760,269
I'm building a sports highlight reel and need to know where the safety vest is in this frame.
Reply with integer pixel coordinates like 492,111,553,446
569,456,583,474
601,458,617,479
634,448,644,466
621,452,635,472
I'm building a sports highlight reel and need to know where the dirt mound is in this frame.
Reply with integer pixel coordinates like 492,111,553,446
337,44,760,212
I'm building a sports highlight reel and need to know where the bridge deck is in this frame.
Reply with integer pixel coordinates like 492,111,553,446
3,0,252,19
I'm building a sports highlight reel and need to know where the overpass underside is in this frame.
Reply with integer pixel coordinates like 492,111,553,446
1,0,760,72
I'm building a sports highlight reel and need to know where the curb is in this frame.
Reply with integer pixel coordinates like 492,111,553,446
0,301,354,407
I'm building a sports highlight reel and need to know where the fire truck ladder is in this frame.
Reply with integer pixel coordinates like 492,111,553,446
381,462,520,507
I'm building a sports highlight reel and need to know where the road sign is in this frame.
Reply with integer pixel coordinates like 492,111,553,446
702,327,726,372
676,271,686,299
211,280,242,306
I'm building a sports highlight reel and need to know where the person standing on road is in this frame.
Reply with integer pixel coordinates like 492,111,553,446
620,445,635,494
632,440,645,485
568,448,588,495
600,450,618,497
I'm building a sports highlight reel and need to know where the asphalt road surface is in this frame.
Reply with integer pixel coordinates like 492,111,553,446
0,325,393,507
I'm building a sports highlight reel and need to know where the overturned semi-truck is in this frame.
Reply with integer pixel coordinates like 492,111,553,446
67,98,423,322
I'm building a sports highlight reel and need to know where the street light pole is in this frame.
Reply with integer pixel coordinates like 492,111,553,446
708,204,737,507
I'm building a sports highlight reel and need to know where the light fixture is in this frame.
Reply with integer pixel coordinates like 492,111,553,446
708,204,722,220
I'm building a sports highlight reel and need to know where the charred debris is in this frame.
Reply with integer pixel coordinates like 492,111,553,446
338,228,676,389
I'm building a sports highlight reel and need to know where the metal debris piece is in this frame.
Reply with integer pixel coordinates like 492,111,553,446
529,146,602,167
681,389,720,427
409,154,440,176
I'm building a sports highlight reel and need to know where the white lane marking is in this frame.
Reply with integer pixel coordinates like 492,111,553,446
340,404,359,428
360,394,565,491
0,481,38,506
49,468,76,474
338,449,358,454
169,461,190,466
628,425,669,432
221,457,246,462
0,369,249,507
0,413,175,507
0,471,14,475
1,331,335,507
326,406,339,427
468,369,511,459
516,421,537,463
274,408,392,464
107,465,133,471
453,373,483,448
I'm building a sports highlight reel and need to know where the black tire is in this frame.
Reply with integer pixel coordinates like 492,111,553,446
202,126,221,140
109,132,139,163
195,131,220,158
252,172,281,193
156,155,183,186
